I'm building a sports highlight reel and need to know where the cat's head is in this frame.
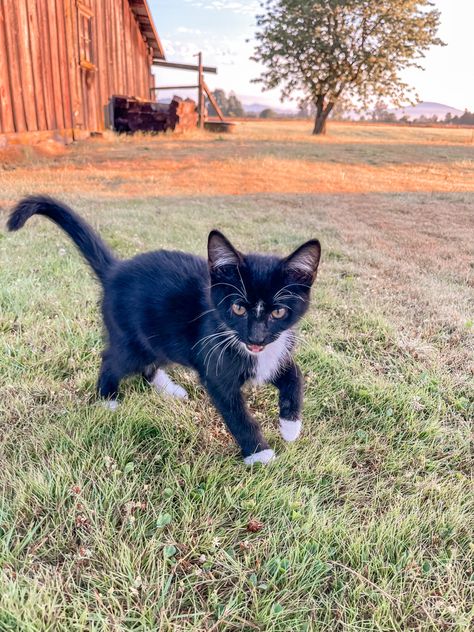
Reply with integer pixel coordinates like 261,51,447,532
208,231,321,354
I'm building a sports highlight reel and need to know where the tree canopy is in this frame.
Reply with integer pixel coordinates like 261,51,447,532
207,89,245,118
252,0,445,133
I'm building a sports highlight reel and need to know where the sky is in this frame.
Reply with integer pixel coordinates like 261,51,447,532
148,0,474,111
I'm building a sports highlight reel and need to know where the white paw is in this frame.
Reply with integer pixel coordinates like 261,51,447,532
279,418,302,442
152,369,188,399
163,382,188,399
244,449,276,466
103,399,119,412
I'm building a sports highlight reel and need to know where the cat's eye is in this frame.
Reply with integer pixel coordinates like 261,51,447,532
232,303,247,316
271,307,287,319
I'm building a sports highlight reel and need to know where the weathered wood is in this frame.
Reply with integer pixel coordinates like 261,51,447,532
154,60,217,74
0,0,167,136
55,0,72,129
3,1,27,132
0,1,15,132
37,0,57,130
203,80,225,122
25,0,47,130
94,0,105,116
17,0,38,130
198,53,204,129
111,95,198,133
122,0,130,92
46,0,65,129
152,85,200,91
64,0,84,133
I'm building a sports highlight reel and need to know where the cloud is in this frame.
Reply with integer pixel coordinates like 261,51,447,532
176,26,202,35
184,0,260,15
161,37,238,66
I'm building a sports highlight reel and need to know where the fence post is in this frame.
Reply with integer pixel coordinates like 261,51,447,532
198,52,204,129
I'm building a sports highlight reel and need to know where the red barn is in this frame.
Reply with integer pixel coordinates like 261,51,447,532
0,0,165,143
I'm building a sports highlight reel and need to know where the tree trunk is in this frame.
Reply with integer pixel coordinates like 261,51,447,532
312,97,334,135
313,111,328,135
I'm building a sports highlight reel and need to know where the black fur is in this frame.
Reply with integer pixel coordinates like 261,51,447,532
8,196,321,460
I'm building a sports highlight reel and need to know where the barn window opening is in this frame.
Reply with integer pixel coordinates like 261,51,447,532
77,2,95,70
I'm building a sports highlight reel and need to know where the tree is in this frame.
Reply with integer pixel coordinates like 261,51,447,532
372,100,389,122
260,108,277,118
226,92,245,117
206,89,245,118
252,0,445,135
211,89,229,115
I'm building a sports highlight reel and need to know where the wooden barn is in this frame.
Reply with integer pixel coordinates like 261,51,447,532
0,0,165,143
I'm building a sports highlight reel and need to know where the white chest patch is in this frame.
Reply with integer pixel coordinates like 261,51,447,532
251,330,293,385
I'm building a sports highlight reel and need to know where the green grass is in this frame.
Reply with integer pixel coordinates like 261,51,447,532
0,141,473,630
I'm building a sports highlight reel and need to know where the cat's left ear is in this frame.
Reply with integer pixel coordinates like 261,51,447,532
283,240,321,283
208,230,243,270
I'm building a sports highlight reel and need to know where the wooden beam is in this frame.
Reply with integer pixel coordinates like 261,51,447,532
151,85,199,91
198,52,204,129
153,60,217,74
203,80,225,122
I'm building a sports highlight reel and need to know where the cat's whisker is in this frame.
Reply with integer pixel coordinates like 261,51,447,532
236,266,248,299
193,330,233,354
274,293,305,303
216,336,236,374
217,292,243,306
188,308,217,323
273,283,310,301
204,334,234,373
192,332,229,349
209,282,247,301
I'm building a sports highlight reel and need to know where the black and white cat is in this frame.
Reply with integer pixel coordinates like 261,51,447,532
8,197,321,464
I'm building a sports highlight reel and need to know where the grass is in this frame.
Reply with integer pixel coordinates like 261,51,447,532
0,121,473,631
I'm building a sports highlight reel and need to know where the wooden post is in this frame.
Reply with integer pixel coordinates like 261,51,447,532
198,51,204,129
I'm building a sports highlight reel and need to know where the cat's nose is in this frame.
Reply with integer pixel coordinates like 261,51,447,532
248,337,266,346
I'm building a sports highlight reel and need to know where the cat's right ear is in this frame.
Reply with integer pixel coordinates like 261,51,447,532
208,231,242,269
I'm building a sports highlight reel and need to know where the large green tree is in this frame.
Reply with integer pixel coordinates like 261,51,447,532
252,0,444,134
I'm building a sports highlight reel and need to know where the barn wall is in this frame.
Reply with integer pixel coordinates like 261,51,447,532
0,0,156,137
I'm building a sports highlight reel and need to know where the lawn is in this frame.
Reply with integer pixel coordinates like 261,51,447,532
0,121,473,631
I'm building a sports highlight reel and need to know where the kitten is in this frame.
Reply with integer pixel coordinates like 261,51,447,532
8,197,321,465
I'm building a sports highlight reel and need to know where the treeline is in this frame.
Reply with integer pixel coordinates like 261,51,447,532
205,90,474,125
205,90,281,119
367,103,474,126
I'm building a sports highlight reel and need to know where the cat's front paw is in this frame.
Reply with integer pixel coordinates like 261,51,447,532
103,399,119,412
279,418,302,442
243,449,276,466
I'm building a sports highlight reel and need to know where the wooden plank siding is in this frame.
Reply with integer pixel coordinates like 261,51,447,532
0,0,159,140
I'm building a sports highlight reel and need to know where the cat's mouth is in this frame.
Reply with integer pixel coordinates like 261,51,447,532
246,344,265,353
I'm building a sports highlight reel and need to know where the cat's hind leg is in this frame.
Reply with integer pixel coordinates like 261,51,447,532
98,347,134,410
98,359,122,410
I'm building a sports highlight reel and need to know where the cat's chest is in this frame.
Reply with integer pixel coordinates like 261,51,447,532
249,330,293,385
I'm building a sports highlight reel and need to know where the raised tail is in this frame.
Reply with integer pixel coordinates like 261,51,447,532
7,196,116,283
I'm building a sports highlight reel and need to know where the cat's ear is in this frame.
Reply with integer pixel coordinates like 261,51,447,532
283,240,321,282
208,230,242,269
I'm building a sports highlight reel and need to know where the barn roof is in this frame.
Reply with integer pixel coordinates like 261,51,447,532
129,0,166,61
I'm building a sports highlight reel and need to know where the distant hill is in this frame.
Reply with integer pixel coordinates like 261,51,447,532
242,99,465,120
390,101,464,121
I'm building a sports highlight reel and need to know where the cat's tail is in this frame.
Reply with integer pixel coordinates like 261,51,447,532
7,195,116,283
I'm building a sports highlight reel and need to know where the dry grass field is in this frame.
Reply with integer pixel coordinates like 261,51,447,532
0,120,473,631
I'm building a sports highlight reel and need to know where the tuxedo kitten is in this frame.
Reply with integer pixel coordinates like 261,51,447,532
8,197,321,464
